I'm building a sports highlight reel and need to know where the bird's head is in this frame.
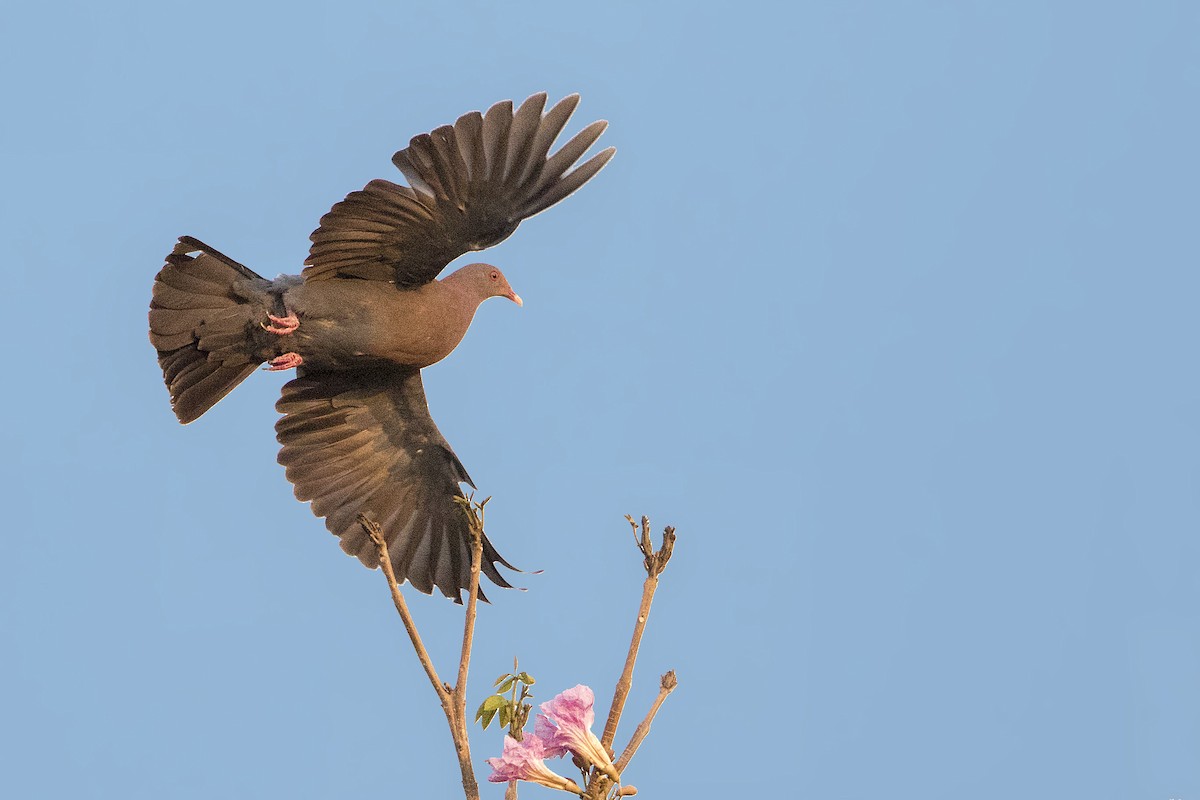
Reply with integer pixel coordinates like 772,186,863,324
450,262,523,306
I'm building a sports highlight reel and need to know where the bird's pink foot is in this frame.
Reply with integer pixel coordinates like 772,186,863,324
261,312,300,335
267,352,304,371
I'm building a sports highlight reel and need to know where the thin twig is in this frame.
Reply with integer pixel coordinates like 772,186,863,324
359,513,449,705
456,499,486,700
600,516,676,750
616,671,677,772
449,499,486,800
361,509,484,800
601,576,657,750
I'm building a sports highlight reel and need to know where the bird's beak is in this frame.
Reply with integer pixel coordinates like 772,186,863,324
507,291,524,307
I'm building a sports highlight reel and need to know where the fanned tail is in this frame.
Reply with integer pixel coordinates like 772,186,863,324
148,237,276,424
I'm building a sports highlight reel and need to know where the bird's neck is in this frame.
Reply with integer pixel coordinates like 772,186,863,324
439,273,490,313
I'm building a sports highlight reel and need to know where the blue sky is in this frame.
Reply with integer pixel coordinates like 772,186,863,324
2,1,1197,798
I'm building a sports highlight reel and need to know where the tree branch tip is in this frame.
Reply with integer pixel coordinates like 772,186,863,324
660,671,678,692
357,512,382,539
622,515,677,576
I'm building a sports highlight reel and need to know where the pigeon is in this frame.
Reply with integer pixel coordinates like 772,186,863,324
148,92,615,601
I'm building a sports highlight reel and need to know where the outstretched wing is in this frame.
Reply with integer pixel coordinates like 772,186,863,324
275,365,515,600
303,92,616,286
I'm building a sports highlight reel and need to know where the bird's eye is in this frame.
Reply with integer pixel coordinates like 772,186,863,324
490,272,498,280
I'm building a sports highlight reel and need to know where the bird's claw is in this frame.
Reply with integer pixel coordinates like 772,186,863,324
261,312,300,335
266,352,304,371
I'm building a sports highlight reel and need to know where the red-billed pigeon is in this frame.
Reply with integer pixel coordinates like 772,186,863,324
148,93,614,601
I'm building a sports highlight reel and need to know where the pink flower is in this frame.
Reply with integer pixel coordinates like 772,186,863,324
485,734,583,793
535,685,620,781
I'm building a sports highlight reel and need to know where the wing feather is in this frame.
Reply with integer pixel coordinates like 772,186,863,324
275,365,515,601
303,93,614,286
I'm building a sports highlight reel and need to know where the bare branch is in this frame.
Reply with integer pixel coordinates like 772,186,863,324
360,514,448,705
616,671,678,772
455,497,486,699
600,517,676,750
361,509,484,800
449,497,487,800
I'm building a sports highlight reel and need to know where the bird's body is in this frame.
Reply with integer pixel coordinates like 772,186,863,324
148,93,613,600
280,266,511,371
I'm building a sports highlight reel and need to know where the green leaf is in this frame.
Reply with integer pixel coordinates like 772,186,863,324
481,694,508,712
499,704,511,729
496,677,515,694
475,695,508,729
517,672,535,685
494,673,512,687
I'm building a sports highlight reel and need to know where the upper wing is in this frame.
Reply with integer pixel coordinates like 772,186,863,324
302,92,616,286
275,365,515,600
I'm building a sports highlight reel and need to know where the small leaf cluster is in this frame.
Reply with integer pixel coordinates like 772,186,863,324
475,666,536,737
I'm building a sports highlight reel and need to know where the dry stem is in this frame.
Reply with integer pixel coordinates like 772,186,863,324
361,505,486,800
616,671,677,772
600,516,676,749
360,514,449,705
586,516,677,800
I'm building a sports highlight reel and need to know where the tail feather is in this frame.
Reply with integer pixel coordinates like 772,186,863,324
149,238,275,424
158,346,260,424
